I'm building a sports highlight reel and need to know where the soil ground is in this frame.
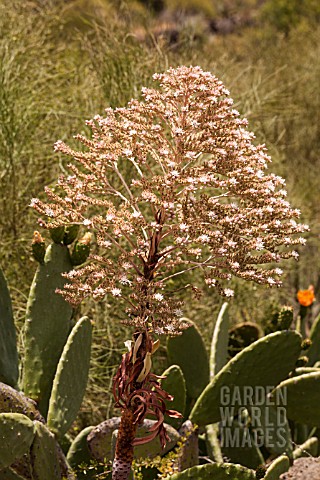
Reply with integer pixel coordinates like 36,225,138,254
280,457,320,480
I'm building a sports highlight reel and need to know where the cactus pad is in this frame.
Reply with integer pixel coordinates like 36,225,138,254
307,313,320,366
66,426,94,472
264,455,290,480
22,243,73,416
293,437,319,459
0,467,26,479
0,413,35,469
178,421,199,471
205,423,223,462
87,417,120,462
167,319,209,399
220,415,264,469
210,302,229,379
70,240,90,266
228,322,262,357
248,403,293,458
270,371,320,426
165,462,255,479
47,316,92,437
88,418,179,462
160,365,186,429
30,421,61,480
0,268,19,387
63,225,79,245
0,383,43,422
190,331,302,426
291,367,320,377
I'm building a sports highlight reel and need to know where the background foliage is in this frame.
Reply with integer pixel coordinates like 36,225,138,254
0,0,319,429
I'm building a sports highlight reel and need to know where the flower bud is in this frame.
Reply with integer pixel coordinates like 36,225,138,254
301,339,312,351
63,224,80,245
32,231,46,264
278,306,293,330
50,226,65,244
70,232,92,266
295,356,308,368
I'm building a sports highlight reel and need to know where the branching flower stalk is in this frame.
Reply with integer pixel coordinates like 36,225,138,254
31,66,308,479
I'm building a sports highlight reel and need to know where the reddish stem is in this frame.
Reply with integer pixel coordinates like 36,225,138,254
112,408,138,480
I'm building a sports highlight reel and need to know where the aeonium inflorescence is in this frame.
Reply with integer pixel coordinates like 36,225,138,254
31,65,307,335
31,65,308,479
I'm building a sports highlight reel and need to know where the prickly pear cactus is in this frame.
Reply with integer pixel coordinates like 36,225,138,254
47,316,92,438
293,437,318,459
189,331,302,426
0,268,19,388
307,313,320,366
210,302,229,378
66,426,95,476
63,225,80,245
248,403,293,458
31,231,46,264
160,365,186,430
22,243,74,417
0,467,27,479
87,418,179,463
164,462,255,480
0,413,35,469
228,322,262,357
277,306,294,330
30,421,61,480
264,305,293,335
50,226,65,244
205,423,223,462
70,233,91,266
270,371,320,426
167,319,209,400
264,455,290,480
87,417,120,463
0,382,43,422
220,414,264,469
177,420,199,471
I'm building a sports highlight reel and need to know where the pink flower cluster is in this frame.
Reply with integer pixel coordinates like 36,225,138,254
31,66,308,334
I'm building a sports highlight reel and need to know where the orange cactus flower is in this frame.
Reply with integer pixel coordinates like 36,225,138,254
297,285,316,307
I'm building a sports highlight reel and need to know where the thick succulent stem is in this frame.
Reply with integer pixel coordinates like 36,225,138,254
111,318,179,479
112,408,137,480
112,331,147,480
